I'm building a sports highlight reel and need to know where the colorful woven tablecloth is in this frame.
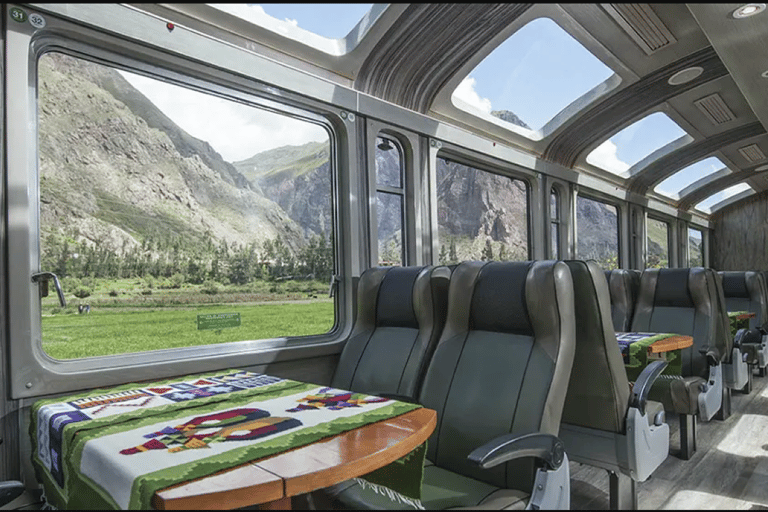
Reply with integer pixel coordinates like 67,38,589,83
30,369,423,509
616,332,684,381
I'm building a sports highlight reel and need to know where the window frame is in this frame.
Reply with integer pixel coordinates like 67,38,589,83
645,215,672,269
433,150,533,264
372,134,407,266
687,226,705,267
575,193,621,269
6,16,351,399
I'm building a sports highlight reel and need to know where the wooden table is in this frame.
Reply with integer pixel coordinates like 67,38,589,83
616,332,694,363
152,407,437,510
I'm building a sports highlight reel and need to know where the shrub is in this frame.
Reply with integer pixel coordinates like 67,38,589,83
73,287,92,299
141,289,152,296
201,280,219,295
108,289,119,297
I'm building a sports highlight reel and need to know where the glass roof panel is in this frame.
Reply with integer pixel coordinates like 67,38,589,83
451,17,615,134
695,183,753,213
209,4,373,42
654,157,729,199
586,112,688,176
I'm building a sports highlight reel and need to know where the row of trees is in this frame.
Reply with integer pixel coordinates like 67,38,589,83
40,232,334,285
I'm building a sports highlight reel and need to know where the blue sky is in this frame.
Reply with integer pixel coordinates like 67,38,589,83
130,5,747,212
450,15,746,210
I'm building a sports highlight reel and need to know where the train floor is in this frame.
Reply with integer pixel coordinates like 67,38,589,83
571,369,768,510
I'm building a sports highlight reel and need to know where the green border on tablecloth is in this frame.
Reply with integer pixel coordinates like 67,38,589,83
622,333,683,382
31,371,423,509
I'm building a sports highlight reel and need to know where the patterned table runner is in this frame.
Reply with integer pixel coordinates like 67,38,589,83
31,370,422,509
616,332,685,381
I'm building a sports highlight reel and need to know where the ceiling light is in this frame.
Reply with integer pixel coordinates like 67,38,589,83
733,3,766,18
756,164,768,172
668,66,703,86
762,70,768,78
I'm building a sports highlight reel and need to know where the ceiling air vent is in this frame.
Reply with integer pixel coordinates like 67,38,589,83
602,4,677,55
739,144,766,163
694,94,736,125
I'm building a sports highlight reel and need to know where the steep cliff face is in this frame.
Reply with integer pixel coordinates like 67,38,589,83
436,159,529,261
38,52,305,255
233,141,332,239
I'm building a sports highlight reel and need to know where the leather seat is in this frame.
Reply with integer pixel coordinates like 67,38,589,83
630,267,729,459
324,260,576,509
604,269,641,332
561,261,669,509
718,271,768,379
331,265,450,399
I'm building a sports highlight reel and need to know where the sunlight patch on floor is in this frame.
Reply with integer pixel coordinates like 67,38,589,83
716,414,768,458
662,489,756,509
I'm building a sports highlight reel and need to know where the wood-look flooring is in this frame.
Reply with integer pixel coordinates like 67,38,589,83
571,371,768,510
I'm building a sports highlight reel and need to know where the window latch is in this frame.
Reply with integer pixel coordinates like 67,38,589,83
328,274,340,298
32,272,66,307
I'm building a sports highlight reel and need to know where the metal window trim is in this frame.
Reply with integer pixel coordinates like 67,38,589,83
6,12,353,399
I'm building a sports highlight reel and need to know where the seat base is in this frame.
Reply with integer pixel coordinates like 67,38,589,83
679,414,697,460
609,471,637,510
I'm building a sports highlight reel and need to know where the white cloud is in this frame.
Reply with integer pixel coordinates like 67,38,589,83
586,139,630,175
452,77,493,114
119,70,327,162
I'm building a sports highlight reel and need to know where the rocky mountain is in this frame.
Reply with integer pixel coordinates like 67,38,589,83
233,141,332,239
436,159,529,262
576,197,619,265
38,52,305,258
491,109,530,130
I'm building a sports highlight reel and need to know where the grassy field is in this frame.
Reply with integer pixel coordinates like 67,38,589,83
41,278,335,360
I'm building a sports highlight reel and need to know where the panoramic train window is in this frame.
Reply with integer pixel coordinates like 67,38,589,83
550,187,560,259
375,136,405,266
209,3,374,52
586,112,688,177
451,17,615,138
576,195,619,270
654,157,729,200
436,158,529,264
646,217,670,269
37,52,335,360
695,183,754,214
688,227,704,267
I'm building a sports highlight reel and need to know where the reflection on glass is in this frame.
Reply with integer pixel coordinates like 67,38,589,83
688,228,703,267
551,224,560,260
655,157,728,199
586,112,688,176
377,192,403,266
646,218,669,269
436,159,529,264
576,196,618,269
375,137,402,188
38,52,335,360
451,17,614,135
695,183,754,213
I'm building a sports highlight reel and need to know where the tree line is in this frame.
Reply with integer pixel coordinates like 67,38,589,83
40,231,334,286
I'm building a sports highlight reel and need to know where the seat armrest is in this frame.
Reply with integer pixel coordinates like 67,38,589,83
630,359,668,415
0,481,24,507
467,432,565,471
367,392,420,404
698,346,721,366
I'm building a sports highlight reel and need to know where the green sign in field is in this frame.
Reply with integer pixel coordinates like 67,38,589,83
197,312,241,330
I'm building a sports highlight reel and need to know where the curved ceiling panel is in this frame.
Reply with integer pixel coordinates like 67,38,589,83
542,47,728,168
625,121,765,195
679,166,768,210
355,3,532,113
